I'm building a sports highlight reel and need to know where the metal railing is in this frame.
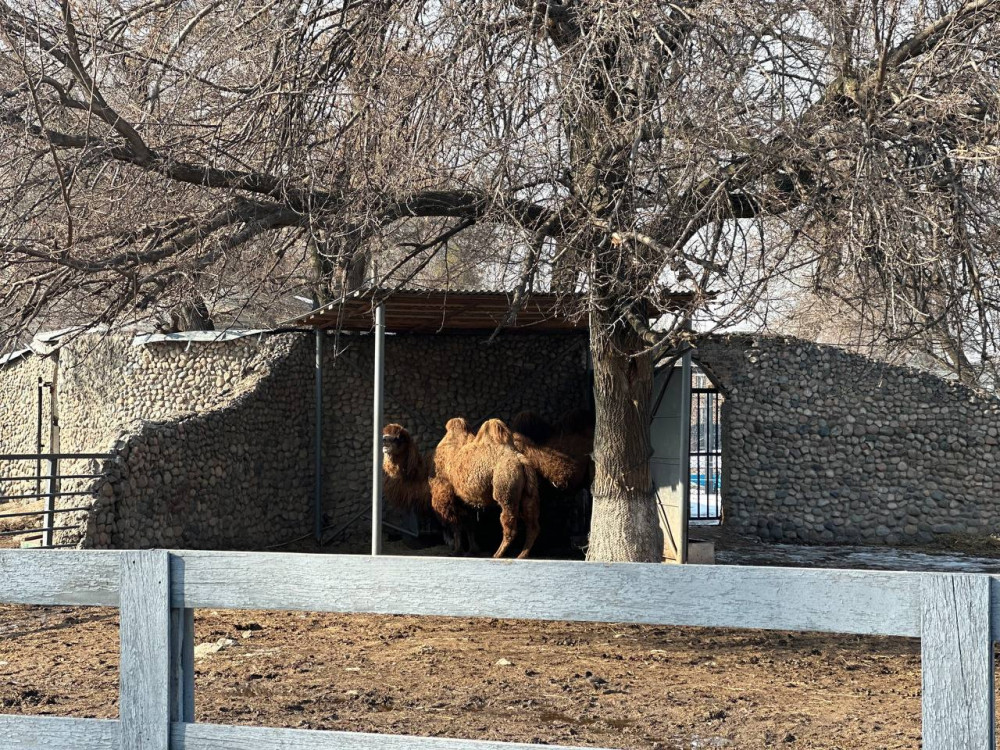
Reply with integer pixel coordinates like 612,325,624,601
690,387,722,521
0,453,112,547
0,550,993,750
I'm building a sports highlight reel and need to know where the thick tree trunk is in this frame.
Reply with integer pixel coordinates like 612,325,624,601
585,307,662,562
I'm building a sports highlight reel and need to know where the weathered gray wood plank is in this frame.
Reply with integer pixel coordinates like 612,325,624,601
921,573,994,750
171,552,921,636
172,722,605,749
0,715,120,749
120,551,171,750
984,576,1000,641
0,550,119,606
171,607,196,723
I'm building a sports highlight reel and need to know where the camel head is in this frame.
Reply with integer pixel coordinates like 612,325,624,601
382,424,416,466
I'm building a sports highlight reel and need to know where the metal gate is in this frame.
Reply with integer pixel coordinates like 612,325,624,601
0,453,112,548
690,370,722,522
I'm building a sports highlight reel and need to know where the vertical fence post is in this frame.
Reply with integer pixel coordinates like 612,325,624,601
35,379,43,501
120,550,171,750
314,326,325,543
171,607,195,723
42,454,58,549
921,573,994,750
371,302,386,556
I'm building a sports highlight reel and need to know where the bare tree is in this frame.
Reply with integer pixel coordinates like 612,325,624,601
2,0,998,560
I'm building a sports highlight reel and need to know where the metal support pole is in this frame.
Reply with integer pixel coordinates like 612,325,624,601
371,303,386,556
42,455,57,549
704,391,714,500
43,375,60,549
678,352,692,564
35,380,43,500
314,329,324,543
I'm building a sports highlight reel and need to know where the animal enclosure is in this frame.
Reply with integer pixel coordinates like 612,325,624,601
0,550,994,749
0,452,112,548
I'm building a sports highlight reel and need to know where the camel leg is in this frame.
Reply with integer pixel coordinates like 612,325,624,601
517,495,541,560
463,514,481,556
447,524,461,555
431,479,465,555
492,474,522,559
493,505,518,558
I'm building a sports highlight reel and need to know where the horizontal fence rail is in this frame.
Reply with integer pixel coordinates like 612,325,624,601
0,474,102,482
0,550,995,750
0,453,114,461
0,452,112,548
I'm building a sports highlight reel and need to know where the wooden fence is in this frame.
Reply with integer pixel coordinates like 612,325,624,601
0,549,995,749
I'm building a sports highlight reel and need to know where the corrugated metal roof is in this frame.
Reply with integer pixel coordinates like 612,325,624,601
291,287,693,333
0,348,32,369
132,329,269,347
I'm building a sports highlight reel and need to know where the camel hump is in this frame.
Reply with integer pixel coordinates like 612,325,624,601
477,418,515,446
445,417,472,436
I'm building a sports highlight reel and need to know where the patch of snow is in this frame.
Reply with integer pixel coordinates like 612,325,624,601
193,637,238,660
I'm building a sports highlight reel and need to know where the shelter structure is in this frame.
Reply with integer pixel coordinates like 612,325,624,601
292,287,696,560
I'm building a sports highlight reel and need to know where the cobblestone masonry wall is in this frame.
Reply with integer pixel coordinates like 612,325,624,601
0,354,55,501
0,331,590,549
695,334,1000,545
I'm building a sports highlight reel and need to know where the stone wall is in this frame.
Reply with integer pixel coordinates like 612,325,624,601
80,336,314,549
57,333,293,457
0,333,313,549
0,330,590,549
696,334,1000,545
0,353,55,500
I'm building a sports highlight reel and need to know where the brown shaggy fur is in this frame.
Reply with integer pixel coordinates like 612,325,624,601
429,418,482,554
433,417,473,482
511,432,588,492
508,409,593,492
435,418,541,558
383,423,469,551
381,424,434,513
429,474,478,554
548,408,595,484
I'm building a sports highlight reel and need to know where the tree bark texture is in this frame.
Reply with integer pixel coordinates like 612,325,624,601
586,305,662,562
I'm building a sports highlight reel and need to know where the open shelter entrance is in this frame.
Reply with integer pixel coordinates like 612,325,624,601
651,357,726,563
294,287,697,560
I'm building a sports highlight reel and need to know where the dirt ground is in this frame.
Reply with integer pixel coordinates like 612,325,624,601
0,498,46,549
0,601,933,749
